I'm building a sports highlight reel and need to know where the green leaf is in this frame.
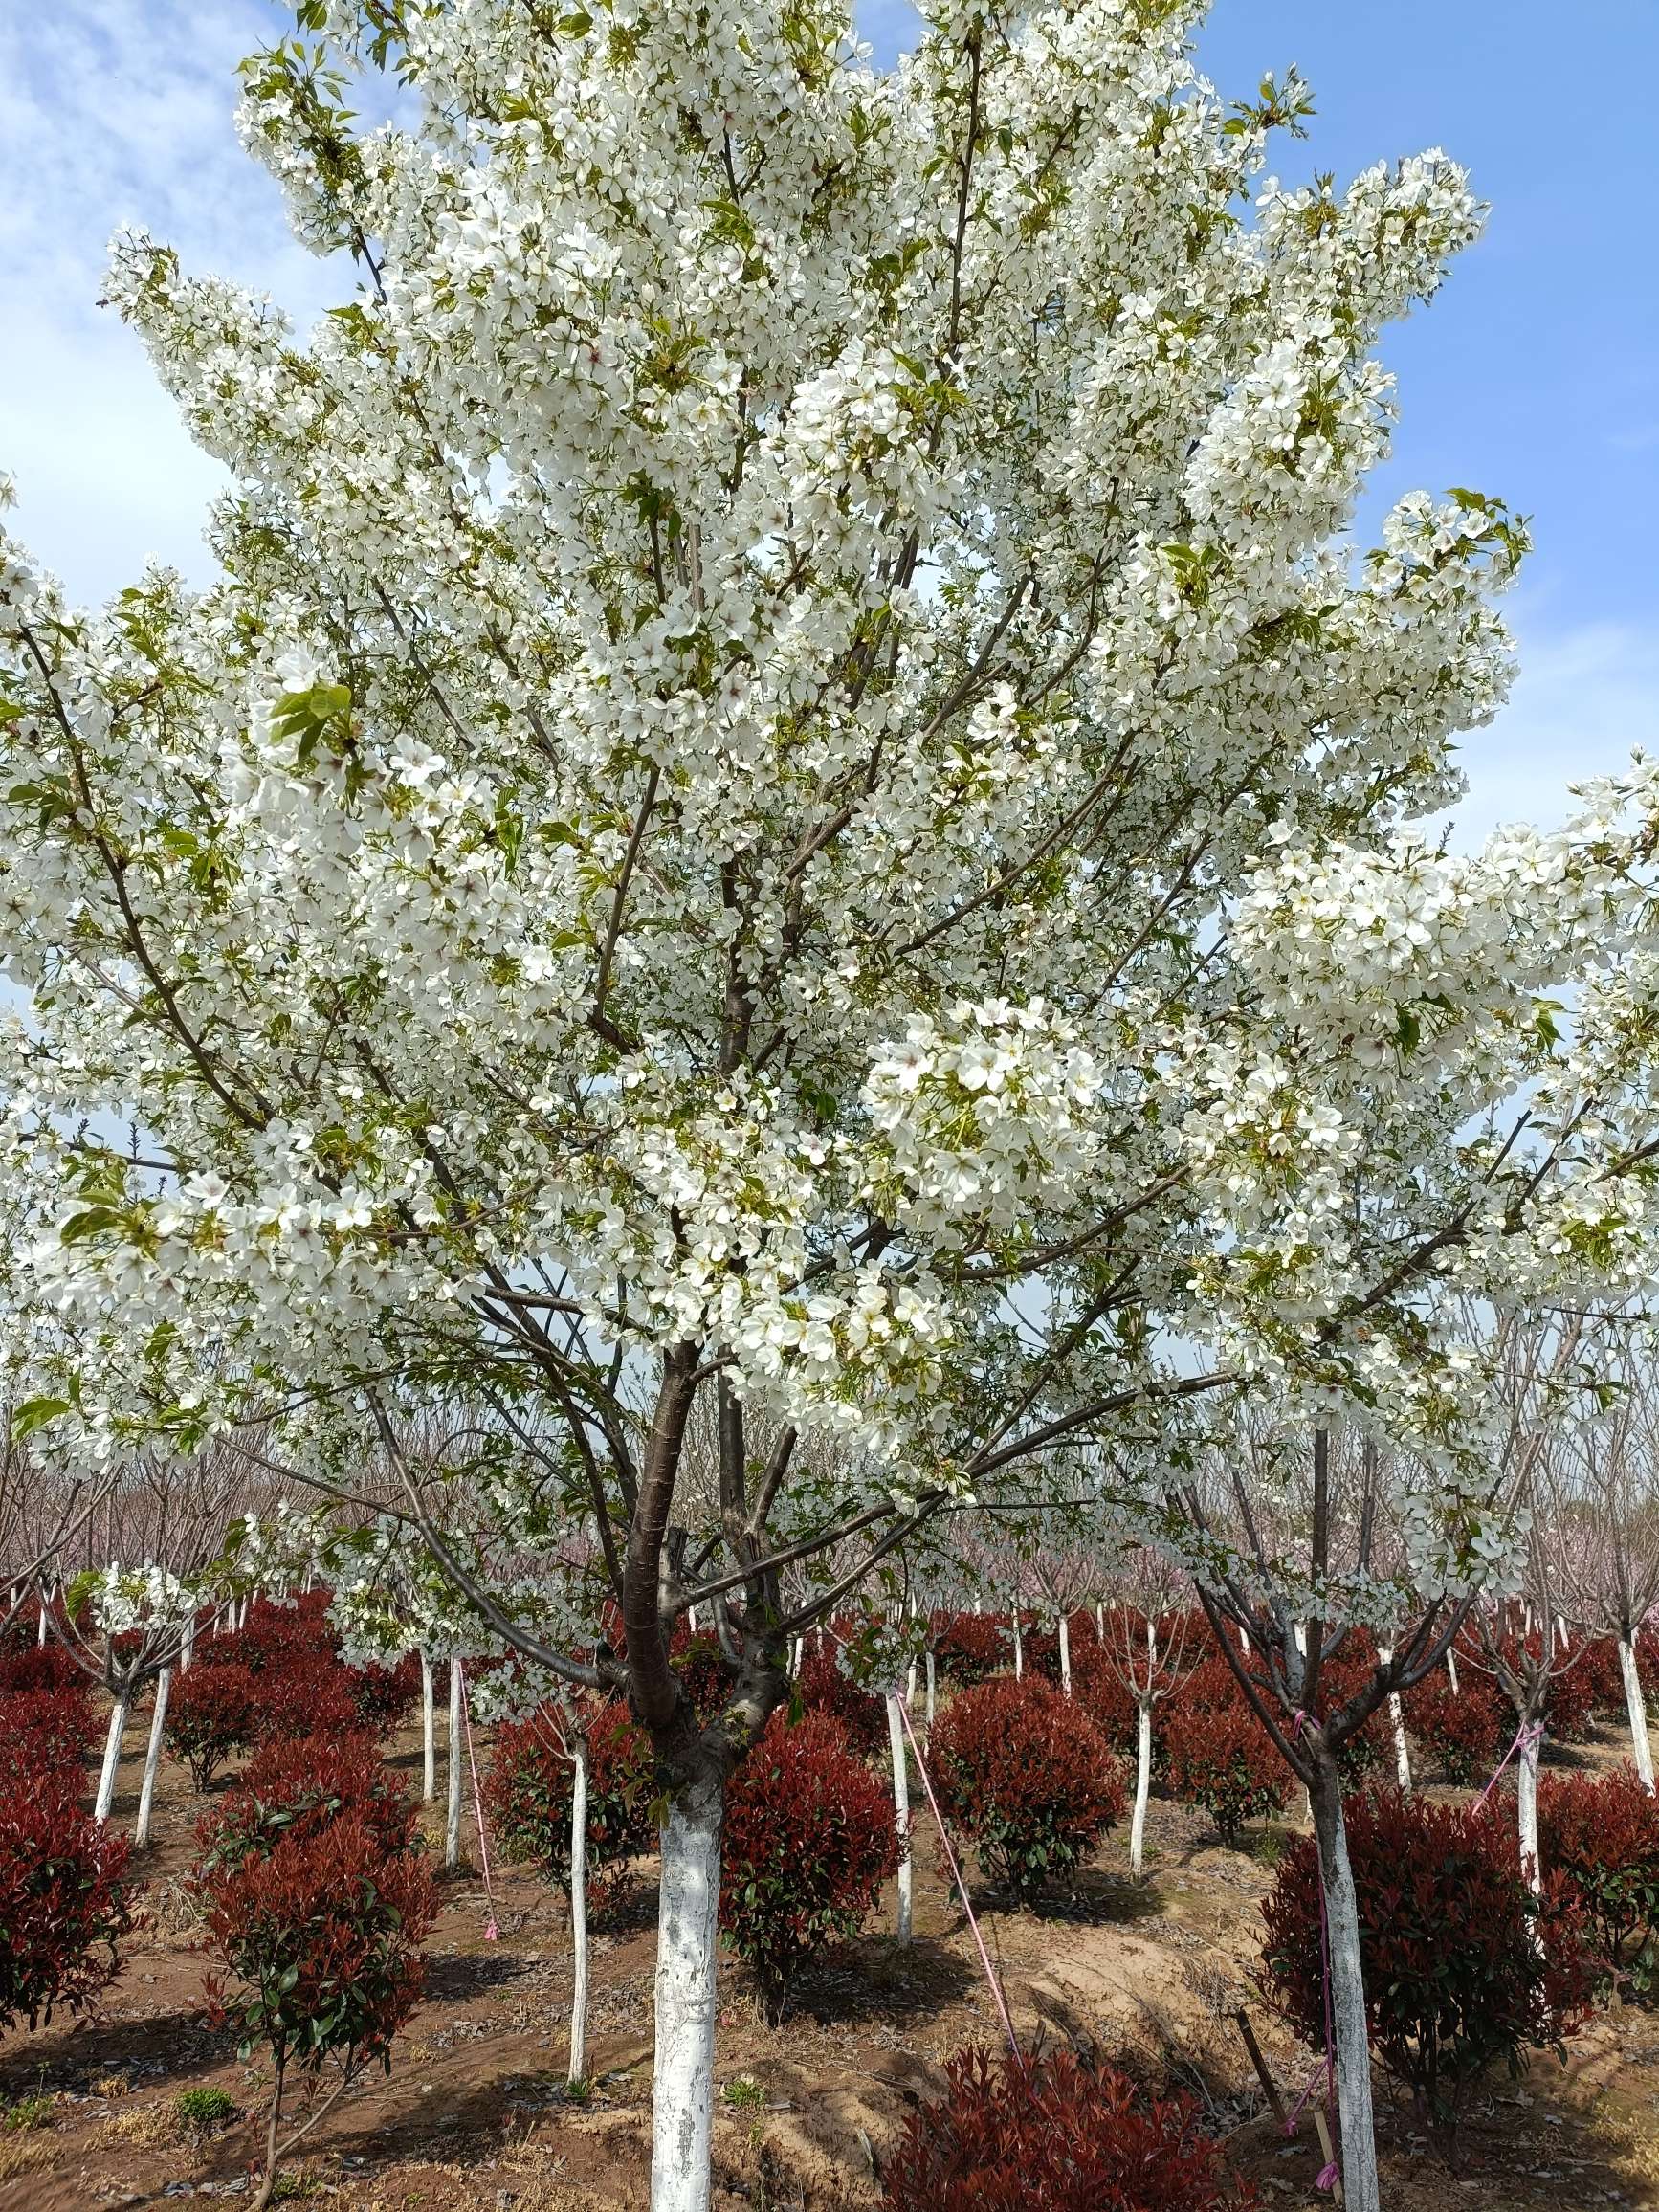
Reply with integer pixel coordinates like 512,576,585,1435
11,1396,70,1441
59,1206,123,1244
1395,1006,1422,1057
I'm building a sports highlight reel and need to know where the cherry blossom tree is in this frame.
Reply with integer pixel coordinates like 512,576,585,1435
9,4,1659,2204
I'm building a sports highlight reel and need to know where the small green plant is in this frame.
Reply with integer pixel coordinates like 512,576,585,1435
563,2074,593,2106
0,2091,54,2132
721,2074,767,2112
174,2085,239,2136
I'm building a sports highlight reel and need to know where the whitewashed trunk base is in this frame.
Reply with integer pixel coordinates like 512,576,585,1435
651,1778,722,2212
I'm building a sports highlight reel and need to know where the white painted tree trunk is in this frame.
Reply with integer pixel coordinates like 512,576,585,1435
568,1738,589,2085
1311,1766,1382,2212
972,1598,983,1615
1058,1614,1072,1696
181,1617,194,1673
1377,1645,1410,1793
1239,1625,1250,1655
1517,1727,1541,1893
1389,1691,1411,1792
1130,1700,1153,1878
1446,1645,1460,1695
421,1652,436,1803
135,1668,170,1848
886,1693,913,1944
1095,1602,1105,1641
446,1658,464,1870
1011,1607,1024,1679
651,1777,722,2212
686,1602,698,1632
94,1694,129,1825
923,1648,936,1733
1620,1636,1655,1793
35,1603,46,1648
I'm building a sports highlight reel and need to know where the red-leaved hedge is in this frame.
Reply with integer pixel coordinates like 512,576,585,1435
198,1731,419,1876
795,1642,887,1754
0,1788,137,2033
1400,1667,1510,1786
486,1698,655,1920
0,1683,97,1790
720,1711,896,2019
1537,1765,1659,1998
1161,1666,1288,1844
881,2046,1254,2211
166,1662,259,1789
1260,1788,1590,2135
930,1676,1124,1902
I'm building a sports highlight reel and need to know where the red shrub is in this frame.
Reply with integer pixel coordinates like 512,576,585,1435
199,1813,434,2201
795,1642,887,1754
1578,1636,1630,1719
669,1628,731,1725
1315,1631,1392,1780
1261,1789,1590,2135
198,1731,417,1875
349,1653,422,1734
1537,1765,1659,1996
720,1712,896,2020
229,1591,342,1674
881,2046,1253,2211
0,1627,82,1697
929,1612,1011,1686
252,1654,364,1746
1400,1667,1509,1785
1071,1644,1142,1758
165,1663,258,1789
486,1699,654,1920
0,1683,97,1788
1162,1668,1288,1844
930,1676,1124,1902
0,1789,137,2033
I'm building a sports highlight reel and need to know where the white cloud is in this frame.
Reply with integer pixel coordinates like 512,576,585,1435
0,1,343,599
1449,617,1659,850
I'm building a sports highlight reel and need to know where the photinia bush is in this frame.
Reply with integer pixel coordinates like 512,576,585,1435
198,1731,418,1876
795,1641,887,1754
930,1676,1124,1903
0,1788,137,2033
0,1683,97,1790
251,1652,365,1747
669,1628,732,1726
486,1698,654,1919
165,1662,258,1789
930,1612,1011,1686
719,1711,896,2021
348,1652,422,1734
0,1626,82,1698
1537,1765,1659,1999
1400,1666,1510,1785
881,2045,1254,2211
199,1811,435,2211
1161,1670,1289,1845
1071,1643,1143,1759
1260,1788,1590,2137
1577,1636,1630,1720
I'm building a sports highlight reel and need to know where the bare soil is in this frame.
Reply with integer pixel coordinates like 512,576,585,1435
6,1716,1658,2211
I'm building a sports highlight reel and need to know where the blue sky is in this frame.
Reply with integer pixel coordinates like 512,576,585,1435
4,1,1654,844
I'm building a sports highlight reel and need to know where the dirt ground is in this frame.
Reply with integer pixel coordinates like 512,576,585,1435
5,1716,1659,2211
